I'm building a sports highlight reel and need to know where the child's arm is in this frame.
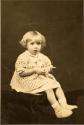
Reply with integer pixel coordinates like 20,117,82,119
15,55,37,77
19,67,47,77
19,68,36,77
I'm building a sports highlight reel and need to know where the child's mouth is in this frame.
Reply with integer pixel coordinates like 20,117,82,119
32,50,38,54
33,50,38,52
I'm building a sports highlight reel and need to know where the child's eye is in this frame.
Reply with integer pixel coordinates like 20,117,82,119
36,42,41,45
30,42,34,45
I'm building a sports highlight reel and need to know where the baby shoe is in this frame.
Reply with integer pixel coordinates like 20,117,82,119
61,104,78,110
54,107,73,118
59,99,78,110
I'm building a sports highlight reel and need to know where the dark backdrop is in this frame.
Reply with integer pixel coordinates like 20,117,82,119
1,0,84,124
1,0,83,92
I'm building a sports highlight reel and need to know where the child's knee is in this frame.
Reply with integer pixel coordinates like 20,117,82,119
57,86,62,91
45,89,53,95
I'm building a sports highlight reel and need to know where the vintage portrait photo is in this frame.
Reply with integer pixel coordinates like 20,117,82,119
1,0,84,124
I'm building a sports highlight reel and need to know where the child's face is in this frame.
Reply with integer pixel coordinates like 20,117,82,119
27,39,42,55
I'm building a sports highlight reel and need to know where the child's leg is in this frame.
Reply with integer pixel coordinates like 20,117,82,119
45,89,72,118
55,87,67,103
45,89,60,108
55,87,78,110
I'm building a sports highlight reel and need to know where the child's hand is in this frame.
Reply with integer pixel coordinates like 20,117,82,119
42,66,56,74
35,68,46,75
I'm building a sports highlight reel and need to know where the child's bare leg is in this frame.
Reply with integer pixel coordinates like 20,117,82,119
55,87,78,110
45,89,57,105
45,89,72,118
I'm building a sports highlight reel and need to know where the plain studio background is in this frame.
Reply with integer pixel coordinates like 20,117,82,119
1,0,84,124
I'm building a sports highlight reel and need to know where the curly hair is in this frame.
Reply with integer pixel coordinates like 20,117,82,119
19,31,46,49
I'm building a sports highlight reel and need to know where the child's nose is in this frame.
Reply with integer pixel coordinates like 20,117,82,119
34,44,38,48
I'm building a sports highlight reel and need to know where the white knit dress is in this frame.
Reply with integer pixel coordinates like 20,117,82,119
10,50,60,94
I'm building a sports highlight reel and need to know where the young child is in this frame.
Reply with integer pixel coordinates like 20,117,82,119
10,31,78,118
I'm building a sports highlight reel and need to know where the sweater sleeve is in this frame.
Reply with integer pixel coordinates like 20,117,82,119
15,55,27,74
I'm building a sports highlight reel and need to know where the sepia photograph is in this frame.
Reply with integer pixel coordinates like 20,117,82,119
1,0,84,124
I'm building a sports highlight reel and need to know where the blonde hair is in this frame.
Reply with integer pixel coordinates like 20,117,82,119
19,31,46,49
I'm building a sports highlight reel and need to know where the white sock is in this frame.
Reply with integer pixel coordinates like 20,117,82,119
51,102,60,109
59,98,67,105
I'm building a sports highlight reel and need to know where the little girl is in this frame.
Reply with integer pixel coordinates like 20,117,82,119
10,31,78,118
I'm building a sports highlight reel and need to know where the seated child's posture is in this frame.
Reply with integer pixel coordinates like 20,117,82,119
10,31,78,118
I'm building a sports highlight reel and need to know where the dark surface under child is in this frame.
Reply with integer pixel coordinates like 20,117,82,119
1,88,84,124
